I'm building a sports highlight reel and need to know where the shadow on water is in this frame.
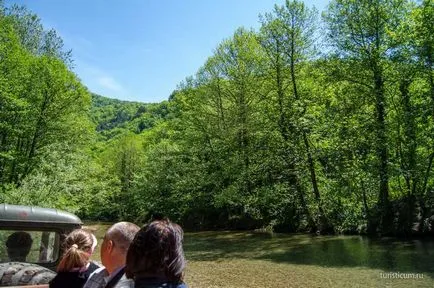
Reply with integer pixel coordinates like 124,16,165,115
184,232,434,277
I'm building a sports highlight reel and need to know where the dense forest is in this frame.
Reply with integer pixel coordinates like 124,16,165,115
1,0,433,236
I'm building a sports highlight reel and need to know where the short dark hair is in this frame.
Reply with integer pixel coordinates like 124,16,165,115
6,231,33,261
125,219,186,282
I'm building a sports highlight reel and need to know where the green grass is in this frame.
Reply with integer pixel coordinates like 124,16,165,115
84,224,434,288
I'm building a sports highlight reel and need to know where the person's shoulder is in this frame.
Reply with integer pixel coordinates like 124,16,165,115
114,276,134,288
83,267,108,288
162,282,188,288
134,278,187,288
49,272,85,288
88,262,101,273
89,266,108,278
83,262,101,278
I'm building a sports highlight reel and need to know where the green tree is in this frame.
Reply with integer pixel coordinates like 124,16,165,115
324,0,411,231
259,0,332,232
4,3,72,65
412,0,434,197
0,15,30,184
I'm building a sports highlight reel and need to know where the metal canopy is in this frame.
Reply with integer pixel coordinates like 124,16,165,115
0,203,82,225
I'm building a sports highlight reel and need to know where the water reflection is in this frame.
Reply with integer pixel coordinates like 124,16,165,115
184,232,434,276
261,235,434,274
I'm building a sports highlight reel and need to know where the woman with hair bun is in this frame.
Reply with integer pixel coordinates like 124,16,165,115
125,219,187,288
49,229,99,288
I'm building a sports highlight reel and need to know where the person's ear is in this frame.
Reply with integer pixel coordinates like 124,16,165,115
107,240,114,253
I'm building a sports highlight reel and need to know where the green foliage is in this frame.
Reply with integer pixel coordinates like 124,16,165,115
1,144,116,218
2,0,434,236
4,3,72,64
90,93,169,139
0,6,92,186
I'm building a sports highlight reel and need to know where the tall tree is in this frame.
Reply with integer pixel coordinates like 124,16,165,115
412,0,434,197
4,4,72,65
0,14,30,184
324,0,410,230
212,28,267,200
260,0,331,232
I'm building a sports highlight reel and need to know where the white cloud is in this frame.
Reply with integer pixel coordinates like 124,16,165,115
73,59,127,97
97,76,124,93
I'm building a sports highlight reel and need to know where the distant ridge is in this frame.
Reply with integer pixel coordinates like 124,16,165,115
90,93,169,139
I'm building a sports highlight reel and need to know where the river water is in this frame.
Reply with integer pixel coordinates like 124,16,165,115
270,234,434,275
184,231,434,277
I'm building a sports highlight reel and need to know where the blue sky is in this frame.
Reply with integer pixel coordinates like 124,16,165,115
10,0,329,103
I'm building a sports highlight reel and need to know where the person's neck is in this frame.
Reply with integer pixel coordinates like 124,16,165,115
107,262,125,275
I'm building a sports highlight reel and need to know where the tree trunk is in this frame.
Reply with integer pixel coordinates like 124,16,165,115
290,41,331,233
373,66,389,207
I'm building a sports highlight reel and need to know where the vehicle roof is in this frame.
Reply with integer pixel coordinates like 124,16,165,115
0,203,82,225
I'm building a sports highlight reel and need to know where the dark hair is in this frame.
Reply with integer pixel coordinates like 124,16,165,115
6,231,33,261
57,229,94,272
125,219,186,282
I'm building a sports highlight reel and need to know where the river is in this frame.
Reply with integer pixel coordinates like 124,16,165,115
86,224,434,287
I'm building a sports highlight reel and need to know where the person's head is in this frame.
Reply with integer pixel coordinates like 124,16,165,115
57,229,97,272
125,219,186,282
100,222,140,274
6,231,33,261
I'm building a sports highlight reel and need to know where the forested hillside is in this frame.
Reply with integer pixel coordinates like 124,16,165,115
90,93,169,139
1,0,433,236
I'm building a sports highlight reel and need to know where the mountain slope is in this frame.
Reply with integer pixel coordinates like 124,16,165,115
90,93,169,139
